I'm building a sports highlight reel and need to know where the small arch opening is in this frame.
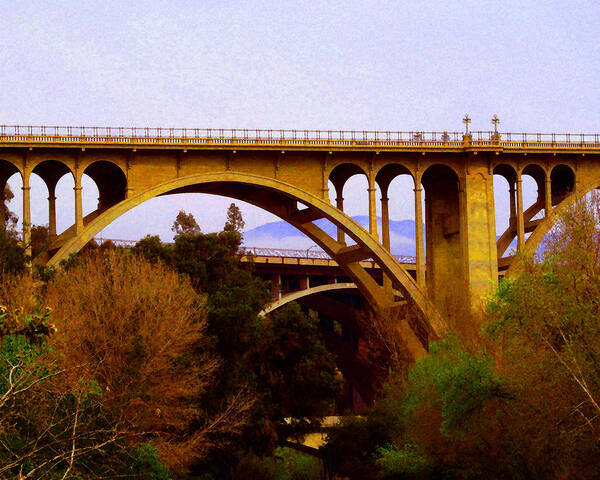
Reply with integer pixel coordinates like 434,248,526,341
83,161,127,213
551,164,575,204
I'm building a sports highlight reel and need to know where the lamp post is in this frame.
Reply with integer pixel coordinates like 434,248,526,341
462,114,471,135
491,115,501,143
491,115,500,134
306,244,318,258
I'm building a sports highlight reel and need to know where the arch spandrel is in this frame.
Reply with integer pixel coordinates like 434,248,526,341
46,171,447,351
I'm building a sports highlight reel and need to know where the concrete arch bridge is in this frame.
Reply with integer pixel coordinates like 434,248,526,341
1,126,597,359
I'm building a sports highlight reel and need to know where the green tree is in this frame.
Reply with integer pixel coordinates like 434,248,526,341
172,209,201,235
224,202,245,236
0,253,249,478
135,209,343,474
0,184,18,233
327,193,600,480
244,303,342,452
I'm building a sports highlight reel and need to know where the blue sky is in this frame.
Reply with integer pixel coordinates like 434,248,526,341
1,0,598,244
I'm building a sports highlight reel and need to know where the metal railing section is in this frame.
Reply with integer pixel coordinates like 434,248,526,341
2,125,600,148
90,240,417,264
241,246,416,264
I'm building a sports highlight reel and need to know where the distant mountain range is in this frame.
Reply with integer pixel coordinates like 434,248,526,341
244,216,419,255
243,216,519,256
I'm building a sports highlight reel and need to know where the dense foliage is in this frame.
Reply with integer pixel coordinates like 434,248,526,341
0,255,241,478
326,193,600,480
12,189,600,478
134,207,341,475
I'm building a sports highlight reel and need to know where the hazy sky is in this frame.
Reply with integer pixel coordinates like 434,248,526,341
1,0,598,243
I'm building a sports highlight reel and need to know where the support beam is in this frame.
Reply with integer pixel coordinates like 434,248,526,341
74,178,83,235
509,182,517,225
516,174,525,250
271,273,281,300
335,244,371,264
368,176,378,238
380,196,390,250
336,195,345,245
299,275,309,290
414,185,426,288
290,207,324,225
545,175,552,217
48,184,57,239
381,194,392,291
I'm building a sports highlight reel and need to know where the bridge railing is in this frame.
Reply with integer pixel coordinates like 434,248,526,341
240,246,417,264
2,125,600,148
87,239,417,264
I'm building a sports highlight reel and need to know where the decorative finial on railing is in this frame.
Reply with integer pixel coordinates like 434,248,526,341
462,114,471,135
491,114,500,134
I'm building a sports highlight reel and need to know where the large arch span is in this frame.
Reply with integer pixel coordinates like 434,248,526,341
47,171,447,357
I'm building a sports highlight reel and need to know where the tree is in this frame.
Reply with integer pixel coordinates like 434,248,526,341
224,202,245,236
326,193,600,479
135,209,343,474
244,303,342,452
133,234,172,264
0,184,25,276
0,252,252,478
0,184,18,233
172,209,201,236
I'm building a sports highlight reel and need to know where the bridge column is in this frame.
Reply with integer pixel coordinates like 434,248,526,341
335,195,346,245
22,174,31,261
74,177,83,235
368,175,378,239
516,173,525,250
299,275,310,290
380,191,393,291
48,184,57,239
414,183,426,288
271,273,281,300
460,162,499,313
380,195,390,251
545,173,552,217
509,182,517,231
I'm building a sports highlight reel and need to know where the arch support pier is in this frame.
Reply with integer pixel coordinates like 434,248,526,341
460,158,498,314
423,157,498,321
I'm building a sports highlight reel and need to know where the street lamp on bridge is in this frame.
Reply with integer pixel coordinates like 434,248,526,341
491,114,500,134
462,114,471,135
